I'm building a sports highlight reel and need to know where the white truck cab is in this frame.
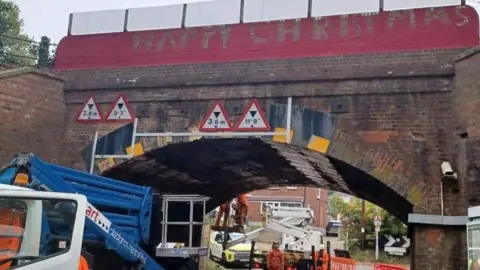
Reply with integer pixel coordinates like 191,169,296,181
0,184,87,270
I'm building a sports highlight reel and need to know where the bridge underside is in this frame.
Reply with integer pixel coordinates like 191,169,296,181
102,138,412,222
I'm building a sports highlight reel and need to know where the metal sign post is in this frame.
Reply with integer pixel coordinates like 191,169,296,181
374,215,382,261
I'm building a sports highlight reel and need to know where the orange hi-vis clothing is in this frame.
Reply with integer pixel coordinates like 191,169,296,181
237,194,249,208
214,202,231,227
235,194,249,226
0,209,25,270
267,249,284,270
313,250,329,269
78,255,89,270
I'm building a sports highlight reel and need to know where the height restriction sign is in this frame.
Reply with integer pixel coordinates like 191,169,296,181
199,101,233,132
106,94,134,122
76,96,103,123
234,99,271,132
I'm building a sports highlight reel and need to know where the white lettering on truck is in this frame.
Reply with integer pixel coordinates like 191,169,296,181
85,202,147,264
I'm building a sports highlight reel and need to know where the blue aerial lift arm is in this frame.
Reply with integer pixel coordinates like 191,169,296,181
0,153,164,270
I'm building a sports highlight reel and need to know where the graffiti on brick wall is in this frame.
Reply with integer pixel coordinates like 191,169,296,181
132,6,473,52
56,5,478,70
328,129,429,207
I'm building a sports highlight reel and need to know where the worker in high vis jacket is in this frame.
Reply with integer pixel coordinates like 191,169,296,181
214,201,231,227
0,208,25,270
78,255,89,270
314,249,329,270
267,242,284,270
233,194,249,227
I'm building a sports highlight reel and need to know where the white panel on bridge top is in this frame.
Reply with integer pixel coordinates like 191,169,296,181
127,5,184,31
311,0,379,17
384,0,461,11
70,9,126,35
184,0,242,27
243,0,309,23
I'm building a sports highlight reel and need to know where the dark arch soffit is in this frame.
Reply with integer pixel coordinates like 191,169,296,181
102,138,413,223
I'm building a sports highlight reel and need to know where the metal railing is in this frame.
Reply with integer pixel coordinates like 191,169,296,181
67,0,469,37
88,97,293,173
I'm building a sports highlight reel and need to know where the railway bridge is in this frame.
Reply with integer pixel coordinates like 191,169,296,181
1,4,480,270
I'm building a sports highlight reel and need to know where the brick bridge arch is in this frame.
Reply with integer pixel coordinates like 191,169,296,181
57,5,480,269
102,137,413,222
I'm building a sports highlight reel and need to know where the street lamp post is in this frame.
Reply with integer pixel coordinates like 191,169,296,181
342,216,349,251
374,214,382,261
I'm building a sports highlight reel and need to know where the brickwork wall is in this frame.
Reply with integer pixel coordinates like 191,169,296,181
59,47,474,270
453,48,480,208
0,70,66,165
411,225,466,270
61,48,462,214
60,49,461,91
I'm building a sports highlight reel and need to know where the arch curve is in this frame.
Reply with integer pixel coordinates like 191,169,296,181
102,138,412,222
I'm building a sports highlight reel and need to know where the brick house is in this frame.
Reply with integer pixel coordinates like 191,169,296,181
247,186,328,228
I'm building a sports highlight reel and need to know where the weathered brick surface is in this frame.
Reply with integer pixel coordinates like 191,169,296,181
62,48,461,212
411,226,466,270
60,49,461,91
58,47,473,270
453,49,480,211
0,70,66,165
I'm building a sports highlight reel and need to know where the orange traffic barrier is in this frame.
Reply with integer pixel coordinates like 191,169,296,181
330,257,356,270
374,263,408,270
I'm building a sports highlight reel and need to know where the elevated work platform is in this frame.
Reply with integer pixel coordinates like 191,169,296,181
0,153,163,270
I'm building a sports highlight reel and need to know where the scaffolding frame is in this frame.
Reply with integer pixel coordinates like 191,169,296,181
89,97,293,173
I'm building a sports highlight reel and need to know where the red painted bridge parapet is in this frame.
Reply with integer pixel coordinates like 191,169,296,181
55,5,479,71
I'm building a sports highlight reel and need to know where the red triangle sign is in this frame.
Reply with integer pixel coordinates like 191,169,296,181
105,94,135,122
199,101,233,132
235,99,271,131
76,96,103,123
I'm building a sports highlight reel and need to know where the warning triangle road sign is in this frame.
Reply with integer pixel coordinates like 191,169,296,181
76,96,102,122
235,99,271,131
199,101,233,132
106,94,134,122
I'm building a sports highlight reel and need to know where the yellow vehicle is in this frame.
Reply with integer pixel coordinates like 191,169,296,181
209,232,257,267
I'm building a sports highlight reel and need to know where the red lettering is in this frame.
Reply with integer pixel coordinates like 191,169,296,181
55,6,478,71
86,206,99,222
454,6,470,27
86,206,92,217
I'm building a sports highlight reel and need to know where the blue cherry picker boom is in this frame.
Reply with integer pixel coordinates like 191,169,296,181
0,153,209,270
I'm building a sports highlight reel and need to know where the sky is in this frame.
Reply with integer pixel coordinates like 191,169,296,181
11,0,480,43
12,0,211,42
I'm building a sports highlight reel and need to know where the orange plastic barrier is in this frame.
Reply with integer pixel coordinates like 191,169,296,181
330,257,356,270
374,263,408,270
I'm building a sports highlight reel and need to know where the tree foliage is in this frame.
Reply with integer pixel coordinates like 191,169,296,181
328,195,407,249
0,0,36,66
0,1,57,68
35,36,56,68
